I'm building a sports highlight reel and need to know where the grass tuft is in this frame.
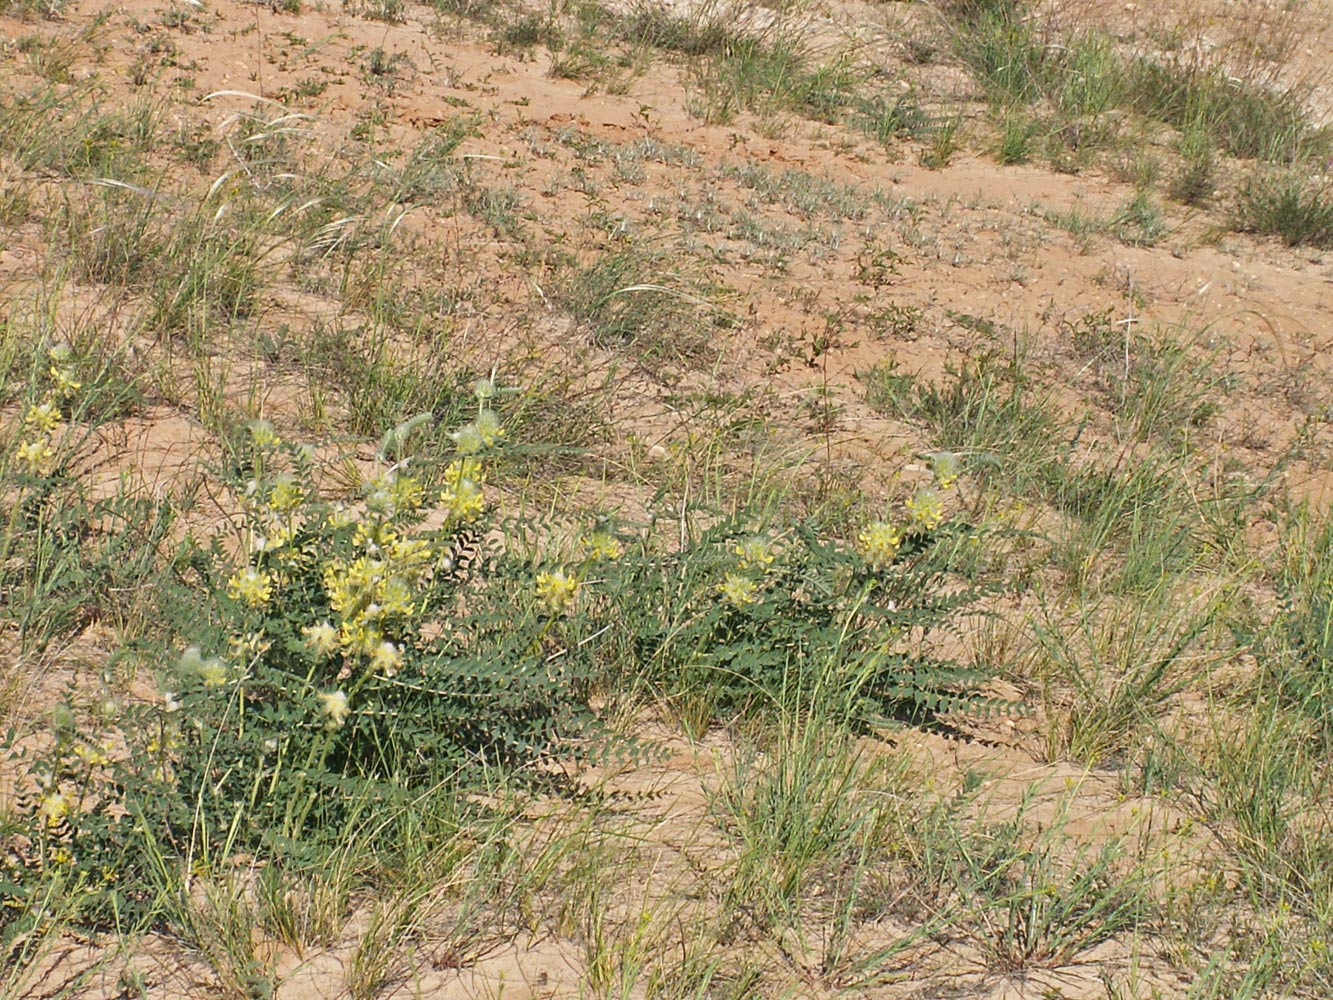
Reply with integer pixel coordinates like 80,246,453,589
1235,169,1333,249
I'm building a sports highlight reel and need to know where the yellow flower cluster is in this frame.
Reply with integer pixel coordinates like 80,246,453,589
452,409,504,455
248,419,280,450
49,344,81,400
181,646,228,687
715,533,776,608
929,451,962,491
321,529,433,669
440,458,485,524
536,569,579,615
15,436,54,475
227,568,273,608
12,346,78,476
583,530,622,562
718,572,759,607
733,536,777,573
73,742,110,768
906,488,945,531
858,521,902,571
37,788,72,828
366,471,424,518
268,474,305,513
24,401,61,434
317,689,350,729
302,621,339,658
370,640,403,676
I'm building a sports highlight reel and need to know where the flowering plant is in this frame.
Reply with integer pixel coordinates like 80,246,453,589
594,455,1003,724
6,387,610,907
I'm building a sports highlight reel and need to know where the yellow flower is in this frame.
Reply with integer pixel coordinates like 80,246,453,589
248,420,280,449
386,538,433,580
16,437,54,474
718,572,759,607
340,620,382,657
583,530,622,562
440,458,485,523
268,474,305,513
24,402,62,435
326,505,356,530
227,568,273,608
364,472,424,517
302,621,340,658
251,519,297,554
448,456,484,484
317,690,350,729
199,657,228,688
536,570,579,614
389,473,424,512
73,743,110,767
451,423,486,455
906,488,945,531
444,478,484,522
733,536,776,573
475,409,504,447
375,576,416,618
325,555,383,622
473,377,497,401
50,365,81,398
370,640,403,677
37,789,72,828
858,521,902,571
353,520,398,551
929,451,962,491
228,630,272,662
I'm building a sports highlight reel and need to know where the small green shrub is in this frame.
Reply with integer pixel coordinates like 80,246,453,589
1052,32,1122,122
952,11,1046,107
492,11,563,54
1111,190,1165,247
1169,122,1216,206
941,802,1154,970
854,92,931,147
997,113,1037,164
863,351,1066,497
603,470,1007,726
616,4,731,57
2,386,616,922
1035,586,1222,766
938,0,1024,27
1235,169,1333,249
1124,57,1317,162
920,115,964,170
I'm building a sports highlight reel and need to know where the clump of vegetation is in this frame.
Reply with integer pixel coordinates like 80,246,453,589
605,466,1004,728
1235,169,1333,248
940,0,1329,216
3,382,610,918
561,243,727,370
1,346,1001,952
